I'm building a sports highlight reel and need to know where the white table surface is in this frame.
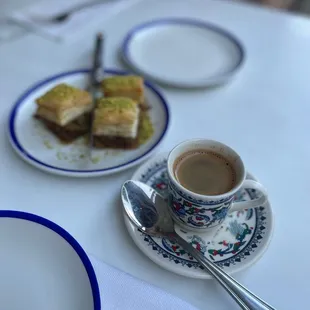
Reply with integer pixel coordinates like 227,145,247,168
1,0,310,309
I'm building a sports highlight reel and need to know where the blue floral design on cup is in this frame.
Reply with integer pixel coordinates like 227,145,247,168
166,139,268,232
168,182,233,229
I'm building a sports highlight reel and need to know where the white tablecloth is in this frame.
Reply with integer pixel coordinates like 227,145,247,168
9,0,142,41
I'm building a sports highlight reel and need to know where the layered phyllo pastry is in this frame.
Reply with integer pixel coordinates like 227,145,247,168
92,97,140,149
35,84,93,142
101,75,145,106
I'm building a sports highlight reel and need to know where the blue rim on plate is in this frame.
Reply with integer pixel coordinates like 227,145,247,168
8,69,170,174
122,18,245,87
0,210,101,309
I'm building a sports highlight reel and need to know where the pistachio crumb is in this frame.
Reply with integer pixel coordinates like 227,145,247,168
138,112,154,145
43,140,53,149
91,156,100,164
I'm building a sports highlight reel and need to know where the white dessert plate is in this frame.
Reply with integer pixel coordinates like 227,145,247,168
122,18,245,88
124,154,274,279
8,69,170,177
0,210,100,310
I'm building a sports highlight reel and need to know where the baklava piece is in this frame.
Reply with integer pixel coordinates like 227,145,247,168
101,75,146,108
34,84,93,143
92,97,140,149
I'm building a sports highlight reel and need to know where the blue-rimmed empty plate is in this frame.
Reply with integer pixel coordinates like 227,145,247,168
0,211,100,310
122,18,245,88
8,69,170,177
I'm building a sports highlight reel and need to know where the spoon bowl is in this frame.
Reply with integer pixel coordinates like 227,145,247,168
121,180,174,237
121,180,275,310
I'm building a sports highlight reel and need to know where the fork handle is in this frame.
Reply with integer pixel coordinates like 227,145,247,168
90,33,104,86
171,233,276,310
67,0,106,15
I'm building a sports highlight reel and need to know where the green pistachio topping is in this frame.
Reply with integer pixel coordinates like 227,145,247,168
138,112,154,145
36,84,81,104
96,97,136,111
102,76,142,89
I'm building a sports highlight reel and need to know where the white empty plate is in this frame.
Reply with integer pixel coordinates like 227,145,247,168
0,211,101,310
122,18,245,88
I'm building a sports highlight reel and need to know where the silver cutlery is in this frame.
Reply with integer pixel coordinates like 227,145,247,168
32,0,108,24
121,180,276,310
88,32,104,160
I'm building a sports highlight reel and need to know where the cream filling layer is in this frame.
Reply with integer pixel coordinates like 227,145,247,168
94,117,139,138
36,104,93,126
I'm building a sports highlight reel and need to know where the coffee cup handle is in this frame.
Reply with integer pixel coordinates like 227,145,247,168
229,180,268,213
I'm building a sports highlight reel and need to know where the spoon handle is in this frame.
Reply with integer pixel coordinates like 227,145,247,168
172,234,275,310
62,0,106,16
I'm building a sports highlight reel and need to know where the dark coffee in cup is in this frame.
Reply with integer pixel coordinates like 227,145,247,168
173,150,236,196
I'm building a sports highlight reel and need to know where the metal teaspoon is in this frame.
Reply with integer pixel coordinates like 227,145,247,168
121,180,276,310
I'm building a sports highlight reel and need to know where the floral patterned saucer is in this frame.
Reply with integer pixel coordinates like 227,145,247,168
124,154,274,279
